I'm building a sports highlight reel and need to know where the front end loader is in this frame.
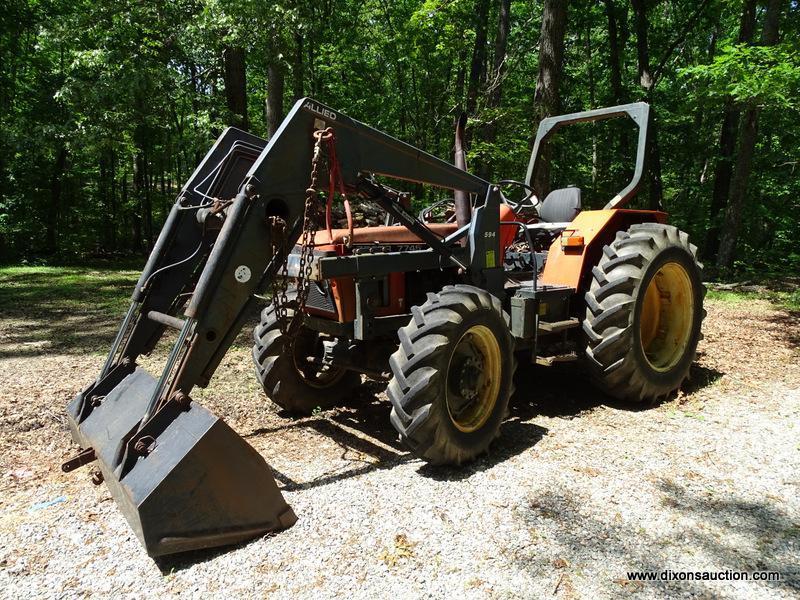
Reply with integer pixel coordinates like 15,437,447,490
64,99,704,557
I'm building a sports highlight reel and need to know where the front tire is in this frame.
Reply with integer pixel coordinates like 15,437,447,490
583,223,705,403
252,306,360,414
388,285,516,465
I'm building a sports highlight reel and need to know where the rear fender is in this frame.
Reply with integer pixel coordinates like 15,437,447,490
539,209,667,292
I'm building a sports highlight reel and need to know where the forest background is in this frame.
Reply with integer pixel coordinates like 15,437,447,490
1,0,798,276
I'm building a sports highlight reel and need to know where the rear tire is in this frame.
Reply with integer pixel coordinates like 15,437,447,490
252,306,360,415
388,285,516,465
583,223,705,403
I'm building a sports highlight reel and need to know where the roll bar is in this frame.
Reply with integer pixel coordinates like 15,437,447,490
524,102,650,209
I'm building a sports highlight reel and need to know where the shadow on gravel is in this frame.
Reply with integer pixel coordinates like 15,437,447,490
416,421,549,481
764,309,800,350
513,487,704,595
512,362,606,417
244,383,414,493
683,360,724,394
154,540,258,575
515,481,798,595
247,357,726,491
0,313,120,358
511,356,724,415
657,479,800,593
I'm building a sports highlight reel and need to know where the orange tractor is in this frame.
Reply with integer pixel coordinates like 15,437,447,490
64,100,704,556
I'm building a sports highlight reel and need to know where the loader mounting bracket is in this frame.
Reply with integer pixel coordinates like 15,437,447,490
61,447,97,473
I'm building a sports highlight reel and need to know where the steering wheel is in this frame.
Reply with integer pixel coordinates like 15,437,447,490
497,180,538,213
419,198,458,223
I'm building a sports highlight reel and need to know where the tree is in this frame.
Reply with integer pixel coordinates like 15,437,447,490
0,0,798,279
479,0,511,180
266,60,285,138
603,0,625,105
630,0,663,209
717,0,784,270
489,0,511,111
466,0,491,116
705,0,758,257
532,0,569,198
223,46,249,130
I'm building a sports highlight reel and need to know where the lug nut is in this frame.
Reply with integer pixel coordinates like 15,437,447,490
90,470,104,485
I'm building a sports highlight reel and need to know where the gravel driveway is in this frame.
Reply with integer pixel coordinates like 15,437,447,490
1,295,798,599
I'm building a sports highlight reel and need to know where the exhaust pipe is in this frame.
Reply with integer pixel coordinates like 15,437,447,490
453,113,471,229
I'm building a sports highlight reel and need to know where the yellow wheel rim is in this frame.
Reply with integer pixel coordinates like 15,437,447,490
446,324,502,433
639,261,694,372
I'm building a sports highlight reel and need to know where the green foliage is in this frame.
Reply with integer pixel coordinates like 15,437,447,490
681,43,800,109
0,265,139,317
706,287,800,312
0,0,798,278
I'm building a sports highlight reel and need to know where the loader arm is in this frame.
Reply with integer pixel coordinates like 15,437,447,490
65,98,493,557
171,98,490,403
73,98,490,431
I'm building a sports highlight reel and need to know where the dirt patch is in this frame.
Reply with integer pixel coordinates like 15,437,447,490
1,289,798,598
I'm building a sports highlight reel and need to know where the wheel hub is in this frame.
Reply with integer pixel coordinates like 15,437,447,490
454,356,484,402
291,330,348,388
639,261,694,372
446,325,502,433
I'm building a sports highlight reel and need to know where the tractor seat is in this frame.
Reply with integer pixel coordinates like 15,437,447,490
526,187,581,234
314,222,459,246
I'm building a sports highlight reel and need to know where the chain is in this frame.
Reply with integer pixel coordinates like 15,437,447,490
271,127,332,338
268,215,289,330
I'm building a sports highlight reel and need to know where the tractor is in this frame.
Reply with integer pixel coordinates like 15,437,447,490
63,99,704,557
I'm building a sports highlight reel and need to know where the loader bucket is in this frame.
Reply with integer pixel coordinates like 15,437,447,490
66,367,297,557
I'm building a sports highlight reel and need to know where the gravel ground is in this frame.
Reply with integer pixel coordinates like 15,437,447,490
0,294,798,599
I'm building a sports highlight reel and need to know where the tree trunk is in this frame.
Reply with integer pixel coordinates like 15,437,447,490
454,41,468,114
532,0,568,198
604,0,631,165
100,152,111,251
630,0,653,90
644,113,664,210
145,151,153,249
266,61,285,139
604,0,624,105
123,171,140,252
223,46,248,130
584,12,598,191
716,0,783,270
488,0,511,110
45,146,68,254
109,149,117,251
133,151,151,252
292,31,304,102
631,0,662,209
716,109,758,270
479,0,511,180
160,164,167,223
465,0,490,116
705,0,758,256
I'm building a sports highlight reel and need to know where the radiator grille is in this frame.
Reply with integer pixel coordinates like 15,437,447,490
305,281,336,315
